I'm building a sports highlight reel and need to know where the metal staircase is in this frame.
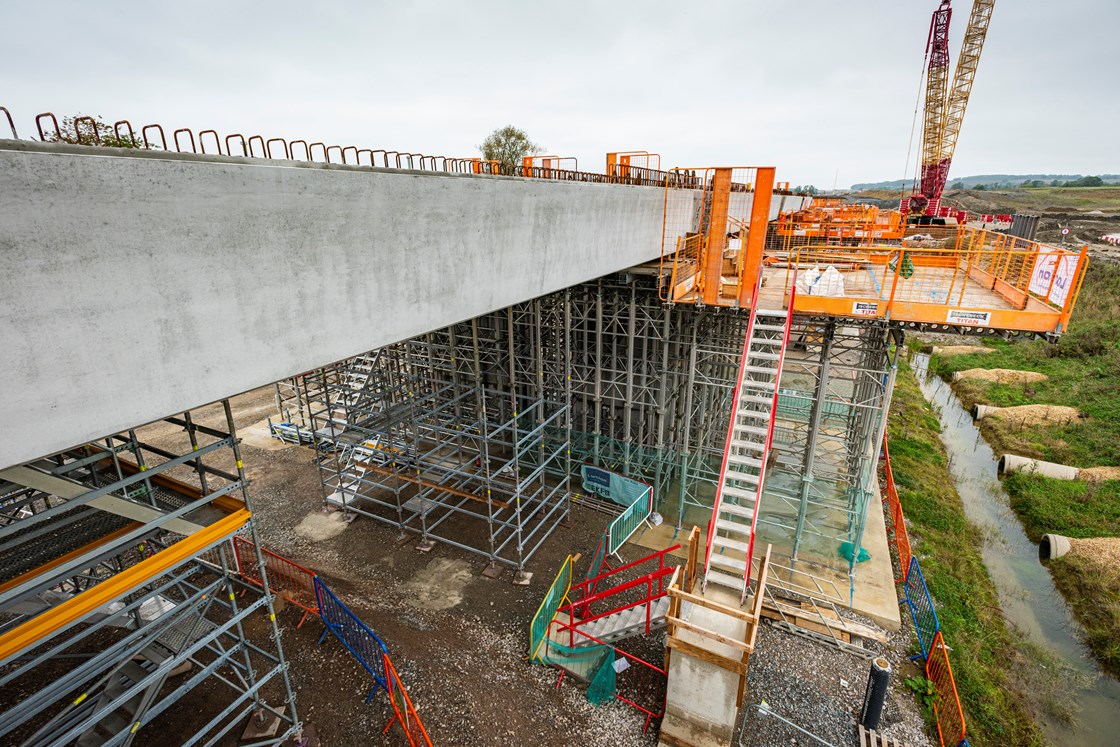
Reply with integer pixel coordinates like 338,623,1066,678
565,596,671,648
703,290,796,603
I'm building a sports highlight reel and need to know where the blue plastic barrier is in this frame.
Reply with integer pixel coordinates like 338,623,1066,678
315,577,389,702
903,556,940,660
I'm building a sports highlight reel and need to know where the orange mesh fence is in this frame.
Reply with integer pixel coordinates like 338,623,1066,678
926,632,967,747
881,436,912,584
233,536,319,627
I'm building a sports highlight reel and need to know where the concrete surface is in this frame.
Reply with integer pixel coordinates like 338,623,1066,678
1,141,701,469
661,585,747,747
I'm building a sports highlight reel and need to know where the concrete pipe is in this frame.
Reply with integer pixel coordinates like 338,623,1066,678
1039,534,1072,561
997,454,1080,480
973,404,1001,420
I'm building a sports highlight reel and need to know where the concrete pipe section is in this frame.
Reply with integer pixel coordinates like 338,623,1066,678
997,454,1080,480
1039,534,1073,561
972,404,1000,419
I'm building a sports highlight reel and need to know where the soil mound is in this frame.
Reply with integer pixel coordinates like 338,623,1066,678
952,368,1048,384
988,404,1081,427
1079,466,1120,482
932,345,994,356
1067,537,1120,579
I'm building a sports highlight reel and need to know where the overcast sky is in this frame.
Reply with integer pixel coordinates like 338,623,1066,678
1,0,1115,188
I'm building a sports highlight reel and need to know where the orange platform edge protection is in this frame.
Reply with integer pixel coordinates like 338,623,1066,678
0,508,251,663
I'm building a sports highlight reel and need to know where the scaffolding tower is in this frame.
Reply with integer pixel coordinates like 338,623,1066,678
308,293,573,572
284,268,894,593
0,402,300,746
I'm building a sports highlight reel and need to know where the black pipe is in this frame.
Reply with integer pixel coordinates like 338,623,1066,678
860,656,892,730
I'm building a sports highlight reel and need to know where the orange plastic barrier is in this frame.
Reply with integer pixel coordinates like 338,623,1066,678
881,436,912,584
383,652,434,746
926,632,967,747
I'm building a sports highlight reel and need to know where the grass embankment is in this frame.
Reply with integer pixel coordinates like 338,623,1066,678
889,359,1046,746
927,261,1120,675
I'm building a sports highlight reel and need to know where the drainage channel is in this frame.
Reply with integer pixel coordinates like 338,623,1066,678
912,352,1120,745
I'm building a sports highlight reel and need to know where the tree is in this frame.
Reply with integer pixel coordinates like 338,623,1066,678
1064,175,1104,188
950,181,964,190
46,114,144,148
480,125,542,173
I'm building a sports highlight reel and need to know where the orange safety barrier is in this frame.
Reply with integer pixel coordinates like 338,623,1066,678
767,228,1088,334
233,536,319,627
925,632,967,747
382,652,434,746
881,436,912,584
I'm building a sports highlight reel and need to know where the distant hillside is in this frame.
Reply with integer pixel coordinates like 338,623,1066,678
851,174,1120,190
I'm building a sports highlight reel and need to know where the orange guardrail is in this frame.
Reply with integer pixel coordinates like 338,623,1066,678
233,536,320,627
383,652,434,746
769,226,1088,333
0,509,250,663
926,632,967,747
881,436,912,584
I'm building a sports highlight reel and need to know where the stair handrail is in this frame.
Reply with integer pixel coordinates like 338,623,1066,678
703,270,766,582
568,543,680,602
744,271,797,592
559,565,677,643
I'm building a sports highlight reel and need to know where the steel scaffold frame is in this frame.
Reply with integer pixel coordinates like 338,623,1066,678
0,403,300,747
310,294,573,571
285,271,895,590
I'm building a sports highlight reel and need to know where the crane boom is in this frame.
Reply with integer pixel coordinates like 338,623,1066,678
919,1,953,202
911,0,996,217
935,0,997,198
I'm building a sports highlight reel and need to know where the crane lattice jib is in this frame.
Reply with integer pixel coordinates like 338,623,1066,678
919,1,953,201
935,0,996,198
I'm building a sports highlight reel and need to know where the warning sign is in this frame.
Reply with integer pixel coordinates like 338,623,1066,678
946,309,992,326
851,302,879,316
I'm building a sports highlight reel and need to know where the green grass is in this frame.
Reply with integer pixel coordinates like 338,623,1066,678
929,261,1120,467
1048,557,1120,676
927,259,1120,679
889,359,1046,746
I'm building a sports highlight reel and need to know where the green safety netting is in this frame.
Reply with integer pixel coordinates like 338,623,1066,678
587,653,618,706
541,640,618,707
838,541,871,563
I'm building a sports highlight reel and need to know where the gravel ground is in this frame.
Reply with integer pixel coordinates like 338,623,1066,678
740,621,933,747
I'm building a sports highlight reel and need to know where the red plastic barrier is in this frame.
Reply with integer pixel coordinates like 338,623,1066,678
926,632,967,747
233,536,319,627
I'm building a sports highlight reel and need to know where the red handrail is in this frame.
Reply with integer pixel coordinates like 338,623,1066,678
568,543,680,600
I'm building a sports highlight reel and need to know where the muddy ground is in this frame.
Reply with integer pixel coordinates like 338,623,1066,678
114,387,931,747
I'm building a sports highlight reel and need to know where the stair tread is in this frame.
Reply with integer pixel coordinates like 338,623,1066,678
717,503,755,519
727,454,762,468
721,484,759,501
710,552,749,572
715,518,752,534
713,535,752,553
705,569,746,591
